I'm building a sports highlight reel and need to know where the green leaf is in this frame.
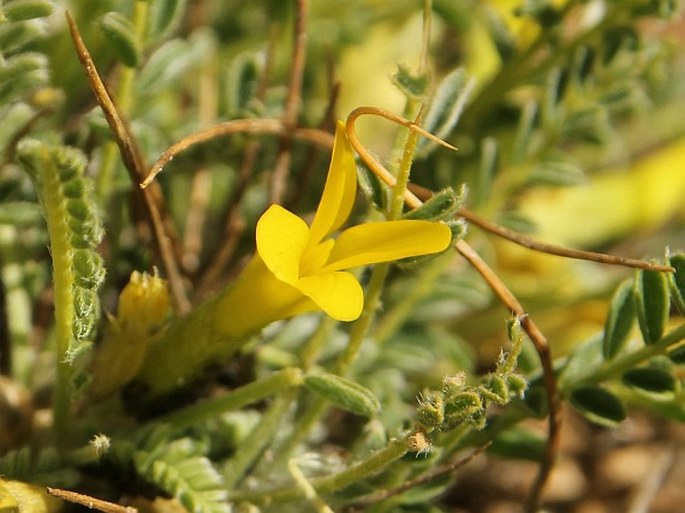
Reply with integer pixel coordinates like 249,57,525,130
1,0,53,21
147,0,185,41
527,160,586,187
489,426,546,461
603,279,636,359
667,252,685,316
634,269,670,344
559,335,603,387
134,437,229,513
569,386,626,427
304,372,380,417
403,186,464,221
392,63,429,99
417,68,475,157
356,165,388,213
667,344,685,365
622,367,678,395
101,12,142,68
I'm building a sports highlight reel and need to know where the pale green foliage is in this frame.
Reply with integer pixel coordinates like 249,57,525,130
0,1,684,512
17,140,104,359
132,429,229,513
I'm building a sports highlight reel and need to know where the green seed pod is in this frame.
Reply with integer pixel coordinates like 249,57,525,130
507,374,528,398
2,0,53,21
479,374,510,405
443,392,486,429
634,269,670,345
444,390,483,424
416,391,445,428
603,279,636,359
304,372,380,417
101,12,142,68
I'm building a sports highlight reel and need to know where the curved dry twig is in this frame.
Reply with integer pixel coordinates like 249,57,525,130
341,442,491,512
345,107,560,512
345,106,456,210
140,120,334,188
454,240,561,513
66,12,190,313
457,207,674,273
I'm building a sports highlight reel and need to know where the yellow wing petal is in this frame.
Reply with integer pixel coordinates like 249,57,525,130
256,204,310,284
308,121,357,244
322,220,452,271
297,271,363,321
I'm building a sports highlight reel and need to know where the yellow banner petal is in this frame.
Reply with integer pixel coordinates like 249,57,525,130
256,204,310,284
308,121,357,244
297,271,363,321
322,220,452,272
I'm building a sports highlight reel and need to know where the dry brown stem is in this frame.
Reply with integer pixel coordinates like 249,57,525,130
66,12,190,313
47,487,137,513
268,0,309,204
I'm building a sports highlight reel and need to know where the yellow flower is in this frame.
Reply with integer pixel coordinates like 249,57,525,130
216,121,452,336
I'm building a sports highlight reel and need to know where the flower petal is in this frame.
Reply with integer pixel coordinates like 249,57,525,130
322,220,452,271
256,204,310,284
308,121,357,244
297,271,363,321
216,255,316,338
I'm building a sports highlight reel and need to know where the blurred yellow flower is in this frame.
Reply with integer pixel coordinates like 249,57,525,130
216,121,452,336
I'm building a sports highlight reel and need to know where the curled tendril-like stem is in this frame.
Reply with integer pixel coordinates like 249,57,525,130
345,106,560,511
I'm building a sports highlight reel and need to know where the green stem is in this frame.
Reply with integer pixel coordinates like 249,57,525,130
159,368,303,428
40,155,74,443
300,316,336,371
231,436,410,504
560,323,685,393
273,264,391,465
389,117,421,219
335,263,390,376
375,253,450,344
223,391,295,489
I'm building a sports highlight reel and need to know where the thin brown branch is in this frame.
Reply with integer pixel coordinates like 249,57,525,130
345,110,558,512
195,30,279,292
457,207,674,273
181,168,212,273
181,42,219,275
342,442,491,512
345,106,456,210
65,12,190,313
269,0,310,204
455,239,561,513
46,487,137,513
141,120,334,188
